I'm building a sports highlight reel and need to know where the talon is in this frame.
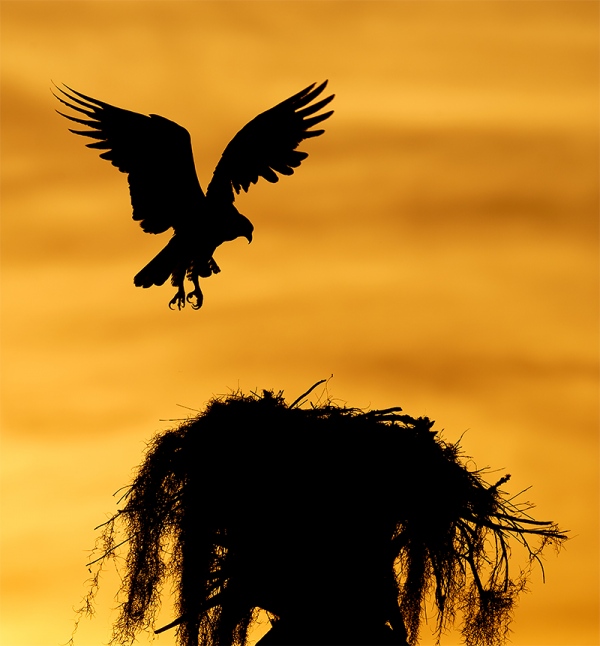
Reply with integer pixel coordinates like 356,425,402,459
209,258,221,274
169,290,186,310
186,289,204,310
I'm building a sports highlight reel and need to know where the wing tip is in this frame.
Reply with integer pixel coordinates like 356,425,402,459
293,80,334,113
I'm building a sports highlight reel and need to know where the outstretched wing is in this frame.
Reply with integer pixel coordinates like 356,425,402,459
206,81,334,203
53,84,204,234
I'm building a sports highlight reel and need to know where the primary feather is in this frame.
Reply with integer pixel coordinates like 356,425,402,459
54,81,334,309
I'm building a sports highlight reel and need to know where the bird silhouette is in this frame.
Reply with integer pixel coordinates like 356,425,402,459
53,82,334,309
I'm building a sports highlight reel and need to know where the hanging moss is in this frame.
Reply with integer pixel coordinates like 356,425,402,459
75,388,566,646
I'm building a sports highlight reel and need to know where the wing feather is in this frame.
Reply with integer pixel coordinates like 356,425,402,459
206,81,334,203
53,84,204,234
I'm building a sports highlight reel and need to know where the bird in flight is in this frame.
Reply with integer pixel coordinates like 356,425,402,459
53,82,334,309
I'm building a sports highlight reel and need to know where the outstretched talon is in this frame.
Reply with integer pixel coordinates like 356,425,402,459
186,288,204,310
209,258,221,274
169,288,186,310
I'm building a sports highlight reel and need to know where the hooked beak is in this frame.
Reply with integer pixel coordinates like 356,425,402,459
246,232,253,244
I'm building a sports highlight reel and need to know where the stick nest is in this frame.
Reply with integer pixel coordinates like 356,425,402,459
74,388,566,646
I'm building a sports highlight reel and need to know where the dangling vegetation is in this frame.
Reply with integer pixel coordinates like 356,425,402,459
73,388,566,646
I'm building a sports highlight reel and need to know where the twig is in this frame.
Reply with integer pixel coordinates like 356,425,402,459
289,379,327,409
86,538,130,566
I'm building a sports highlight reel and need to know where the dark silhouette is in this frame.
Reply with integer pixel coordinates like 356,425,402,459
76,389,566,646
53,82,334,309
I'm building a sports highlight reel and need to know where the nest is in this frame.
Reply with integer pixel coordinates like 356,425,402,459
76,386,566,646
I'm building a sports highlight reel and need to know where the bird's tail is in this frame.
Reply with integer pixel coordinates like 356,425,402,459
134,237,179,288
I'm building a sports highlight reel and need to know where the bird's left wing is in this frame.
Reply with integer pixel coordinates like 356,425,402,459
206,81,334,203
53,84,204,235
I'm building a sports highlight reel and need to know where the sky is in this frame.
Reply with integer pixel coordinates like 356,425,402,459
1,1,598,645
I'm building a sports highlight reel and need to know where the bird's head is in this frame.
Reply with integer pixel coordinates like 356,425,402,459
241,216,253,243
218,203,254,244
234,208,254,243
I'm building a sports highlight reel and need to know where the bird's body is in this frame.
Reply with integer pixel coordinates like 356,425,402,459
54,82,333,309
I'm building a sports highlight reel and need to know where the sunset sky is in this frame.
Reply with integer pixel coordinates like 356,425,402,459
1,2,598,645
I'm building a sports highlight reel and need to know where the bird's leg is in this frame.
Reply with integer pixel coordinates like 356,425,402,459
169,268,186,310
186,270,204,310
169,288,186,310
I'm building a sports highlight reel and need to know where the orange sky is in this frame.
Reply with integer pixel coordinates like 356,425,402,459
1,2,598,645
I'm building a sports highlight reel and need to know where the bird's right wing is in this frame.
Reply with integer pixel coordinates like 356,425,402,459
53,84,204,235
206,81,334,203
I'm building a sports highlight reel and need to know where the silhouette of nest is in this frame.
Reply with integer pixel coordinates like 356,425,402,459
77,387,566,646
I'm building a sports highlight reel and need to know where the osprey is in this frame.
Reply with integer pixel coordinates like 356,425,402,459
54,82,334,309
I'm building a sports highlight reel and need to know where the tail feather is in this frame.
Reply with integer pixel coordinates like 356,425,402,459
134,238,180,288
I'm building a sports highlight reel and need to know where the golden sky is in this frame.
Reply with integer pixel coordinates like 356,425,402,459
1,1,598,645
